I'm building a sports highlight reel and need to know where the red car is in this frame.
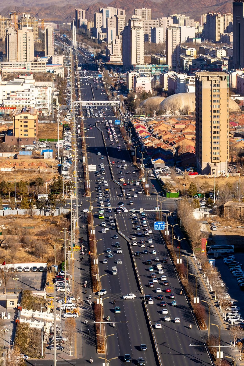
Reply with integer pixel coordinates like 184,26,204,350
165,288,171,293
123,183,127,186
188,172,198,175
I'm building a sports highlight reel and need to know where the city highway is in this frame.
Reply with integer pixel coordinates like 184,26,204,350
75,49,212,366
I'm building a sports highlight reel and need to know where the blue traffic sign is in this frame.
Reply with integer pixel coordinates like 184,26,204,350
154,221,165,230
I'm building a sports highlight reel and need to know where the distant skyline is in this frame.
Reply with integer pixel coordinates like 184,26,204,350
0,0,234,22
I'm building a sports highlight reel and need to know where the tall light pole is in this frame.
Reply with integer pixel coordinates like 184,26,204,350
211,323,221,359
202,300,211,342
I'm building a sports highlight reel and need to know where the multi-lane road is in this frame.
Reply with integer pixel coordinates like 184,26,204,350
27,46,213,366
75,49,212,366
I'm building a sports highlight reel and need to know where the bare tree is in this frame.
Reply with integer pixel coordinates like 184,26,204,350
64,318,76,356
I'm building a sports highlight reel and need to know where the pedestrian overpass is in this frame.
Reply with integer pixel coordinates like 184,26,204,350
74,100,121,107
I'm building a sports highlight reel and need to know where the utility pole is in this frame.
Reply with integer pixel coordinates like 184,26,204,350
64,228,67,303
54,285,57,366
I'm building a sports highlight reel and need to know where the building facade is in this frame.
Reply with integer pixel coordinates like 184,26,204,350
122,17,144,67
5,27,17,61
45,26,54,57
195,72,229,176
166,26,181,70
17,27,34,62
233,0,244,69
13,111,38,139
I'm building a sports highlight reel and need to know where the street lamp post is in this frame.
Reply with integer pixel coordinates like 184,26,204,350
189,273,199,303
202,300,211,342
211,323,221,359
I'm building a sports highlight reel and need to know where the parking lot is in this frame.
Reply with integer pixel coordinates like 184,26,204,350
3,271,46,293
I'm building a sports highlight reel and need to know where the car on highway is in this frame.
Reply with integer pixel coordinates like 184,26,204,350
114,306,121,314
175,317,180,323
123,293,136,300
140,344,147,351
97,289,107,296
115,259,122,264
155,322,162,329
136,357,145,366
102,259,108,264
171,300,177,306
159,301,166,307
123,354,132,362
163,316,171,322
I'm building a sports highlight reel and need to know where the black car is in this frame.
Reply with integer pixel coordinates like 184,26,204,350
140,344,147,351
123,354,132,362
112,235,119,239
145,260,152,265
137,358,145,366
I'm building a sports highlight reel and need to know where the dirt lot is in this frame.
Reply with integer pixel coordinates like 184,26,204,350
0,215,68,265
38,122,63,140
0,157,58,183
174,175,244,193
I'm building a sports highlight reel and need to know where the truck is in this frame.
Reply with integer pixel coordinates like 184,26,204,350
112,266,118,275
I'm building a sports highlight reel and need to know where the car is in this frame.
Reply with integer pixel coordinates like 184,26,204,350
163,316,171,322
140,344,147,351
112,235,119,239
115,259,122,264
23,267,30,272
97,289,107,296
136,358,145,366
32,266,38,272
165,288,171,293
123,354,132,362
161,275,167,281
155,322,162,329
169,294,175,299
175,317,180,323
114,306,121,314
159,301,166,307
161,308,169,315
156,288,162,293
99,214,105,219
148,298,154,304
123,293,136,300
116,248,123,254
171,300,177,306
102,259,108,264
156,294,163,300
162,281,169,286
107,253,113,258
106,248,112,253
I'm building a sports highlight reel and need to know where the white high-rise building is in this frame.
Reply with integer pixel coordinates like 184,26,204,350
17,27,34,62
151,27,164,43
6,27,17,61
72,20,77,48
134,8,151,20
45,26,54,57
166,26,181,70
122,16,144,67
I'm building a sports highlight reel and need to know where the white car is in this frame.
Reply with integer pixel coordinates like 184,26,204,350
62,313,78,318
152,250,157,255
174,317,180,323
156,288,162,293
163,316,171,322
155,322,162,329
115,259,122,264
97,289,107,296
123,293,136,300
161,308,168,315
148,299,154,305
161,275,167,281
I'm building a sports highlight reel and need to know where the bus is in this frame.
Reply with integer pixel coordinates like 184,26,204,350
207,245,234,255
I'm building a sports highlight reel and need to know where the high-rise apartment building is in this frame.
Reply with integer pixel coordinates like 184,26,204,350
75,9,87,28
122,16,144,67
233,0,244,69
116,10,126,36
203,12,233,42
106,16,117,44
19,13,38,40
159,17,174,42
134,8,151,20
45,26,54,57
166,26,181,70
195,72,229,176
151,27,164,43
17,27,34,62
5,27,17,61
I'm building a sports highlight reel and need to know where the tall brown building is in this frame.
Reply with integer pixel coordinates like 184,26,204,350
195,72,229,176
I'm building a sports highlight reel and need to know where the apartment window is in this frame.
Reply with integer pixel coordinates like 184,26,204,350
213,131,219,134
24,129,28,132
24,134,28,136
9,301,15,306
